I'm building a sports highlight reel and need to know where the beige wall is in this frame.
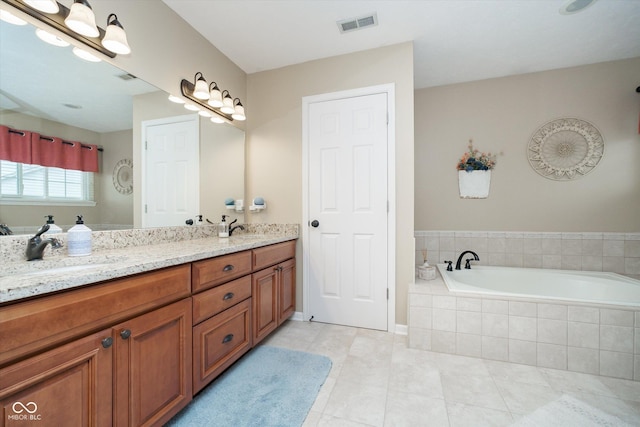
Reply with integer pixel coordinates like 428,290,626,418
246,42,415,326
415,57,640,232
98,129,133,227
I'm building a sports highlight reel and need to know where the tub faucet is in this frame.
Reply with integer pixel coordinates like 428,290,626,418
228,218,245,236
455,250,479,270
26,224,62,261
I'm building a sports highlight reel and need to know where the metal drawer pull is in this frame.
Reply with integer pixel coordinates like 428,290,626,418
222,334,234,344
120,329,131,340
102,337,113,348
223,264,234,272
223,292,235,301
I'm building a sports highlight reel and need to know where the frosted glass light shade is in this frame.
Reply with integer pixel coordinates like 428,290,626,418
65,0,99,38
207,85,223,108
36,28,70,46
24,0,60,14
0,10,28,25
168,95,185,104
193,73,209,100
231,102,246,121
102,15,131,54
72,46,101,62
211,116,225,124
220,93,235,114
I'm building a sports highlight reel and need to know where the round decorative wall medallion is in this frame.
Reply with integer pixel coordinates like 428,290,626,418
527,118,604,180
113,158,133,194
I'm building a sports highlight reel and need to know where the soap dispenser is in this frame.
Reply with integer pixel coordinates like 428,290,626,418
67,215,92,256
218,215,229,238
43,215,62,234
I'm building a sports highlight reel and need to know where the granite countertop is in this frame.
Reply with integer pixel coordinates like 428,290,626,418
1,233,296,304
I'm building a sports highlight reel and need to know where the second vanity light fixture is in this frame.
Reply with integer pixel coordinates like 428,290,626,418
179,72,246,123
1,0,131,59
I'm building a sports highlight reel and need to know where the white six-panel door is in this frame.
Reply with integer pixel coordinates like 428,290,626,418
142,115,199,228
307,92,388,331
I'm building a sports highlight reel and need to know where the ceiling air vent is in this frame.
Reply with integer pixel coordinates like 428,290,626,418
117,73,138,81
337,13,378,34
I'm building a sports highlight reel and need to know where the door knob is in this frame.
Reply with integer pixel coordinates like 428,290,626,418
311,220,319,228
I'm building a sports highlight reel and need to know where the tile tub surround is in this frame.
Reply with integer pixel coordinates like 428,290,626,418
415,231,640,280
0,224,299,303
408,275,640,381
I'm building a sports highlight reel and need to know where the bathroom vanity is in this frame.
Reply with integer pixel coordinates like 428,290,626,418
0,233,296,426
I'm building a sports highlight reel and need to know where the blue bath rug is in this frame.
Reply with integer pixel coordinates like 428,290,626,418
166,345,332,427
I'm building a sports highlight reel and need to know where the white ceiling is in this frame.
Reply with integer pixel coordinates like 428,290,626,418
163,0,640,89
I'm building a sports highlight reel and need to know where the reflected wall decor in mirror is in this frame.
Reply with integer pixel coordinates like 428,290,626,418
0,11,245,234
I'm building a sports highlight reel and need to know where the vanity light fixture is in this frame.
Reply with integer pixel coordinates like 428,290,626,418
180,73,245,122
184,103,200,112
2,0,131,59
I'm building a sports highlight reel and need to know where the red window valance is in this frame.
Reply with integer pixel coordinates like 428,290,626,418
0,125,100,172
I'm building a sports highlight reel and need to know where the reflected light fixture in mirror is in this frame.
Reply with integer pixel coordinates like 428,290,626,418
35,27,69,46
72,45,100,62
0,9,27,25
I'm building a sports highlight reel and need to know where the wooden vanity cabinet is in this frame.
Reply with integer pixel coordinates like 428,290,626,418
0,329,114,426
191,267,253,394
252,241,296,344
0,265,192,427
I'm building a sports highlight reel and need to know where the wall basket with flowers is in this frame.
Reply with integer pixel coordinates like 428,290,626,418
457,139,497,198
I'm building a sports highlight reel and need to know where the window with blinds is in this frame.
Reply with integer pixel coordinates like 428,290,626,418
0,160,94,203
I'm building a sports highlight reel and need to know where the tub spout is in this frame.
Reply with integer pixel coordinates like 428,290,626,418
455,250,479,270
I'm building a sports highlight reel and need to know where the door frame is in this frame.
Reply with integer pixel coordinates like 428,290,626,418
302,83,396,332
140,113,199,228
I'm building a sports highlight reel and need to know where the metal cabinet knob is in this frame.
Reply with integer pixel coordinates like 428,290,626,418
101,336,113,348
120,329,131,340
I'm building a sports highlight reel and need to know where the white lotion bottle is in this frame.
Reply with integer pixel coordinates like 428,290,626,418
218,215,229,238
67,215,92,256
43,215,62,235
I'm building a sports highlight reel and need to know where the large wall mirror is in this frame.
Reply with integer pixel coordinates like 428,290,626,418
0,16,245,234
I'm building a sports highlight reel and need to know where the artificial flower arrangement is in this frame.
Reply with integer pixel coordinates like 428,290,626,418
457,139,497,172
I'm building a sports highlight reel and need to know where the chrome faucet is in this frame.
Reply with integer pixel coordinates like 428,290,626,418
228,218,245,236
26,224,62,261
455,250,479,270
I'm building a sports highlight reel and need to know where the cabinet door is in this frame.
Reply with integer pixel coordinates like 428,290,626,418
114,299,192,427
278,259,296,325
0,329,113,427
251,267,278,344
193,299,252,393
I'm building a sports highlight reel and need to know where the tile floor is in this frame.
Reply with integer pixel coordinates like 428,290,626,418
261,320,640,426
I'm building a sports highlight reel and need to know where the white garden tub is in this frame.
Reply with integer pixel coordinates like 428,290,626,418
437,264,640,307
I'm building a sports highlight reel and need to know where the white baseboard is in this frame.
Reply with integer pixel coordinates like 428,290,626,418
290,312,407,335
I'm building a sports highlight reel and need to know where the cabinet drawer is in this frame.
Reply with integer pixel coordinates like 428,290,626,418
252,240,296,271
193,299,251,393
192,251,252,293
192,276,251,324
0,265,191,367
